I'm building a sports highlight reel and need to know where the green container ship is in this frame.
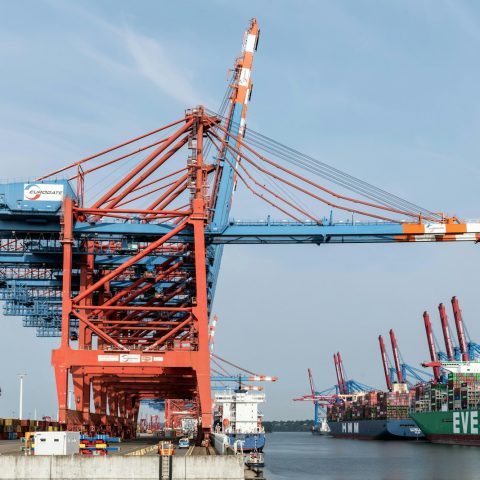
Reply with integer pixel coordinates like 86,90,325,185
410,361,480,445
411,410,480,445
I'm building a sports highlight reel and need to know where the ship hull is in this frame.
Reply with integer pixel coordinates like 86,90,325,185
328,419,423,440
226,433,265,452
411,410,480,445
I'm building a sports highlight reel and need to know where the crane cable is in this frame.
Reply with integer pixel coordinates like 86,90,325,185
206,109,442,222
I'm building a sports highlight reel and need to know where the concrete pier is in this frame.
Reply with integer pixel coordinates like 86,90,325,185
0,455,245,480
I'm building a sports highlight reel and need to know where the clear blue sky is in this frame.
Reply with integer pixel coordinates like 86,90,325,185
1,0,480,420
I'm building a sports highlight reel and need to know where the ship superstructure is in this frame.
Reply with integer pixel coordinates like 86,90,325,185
214,389,266,452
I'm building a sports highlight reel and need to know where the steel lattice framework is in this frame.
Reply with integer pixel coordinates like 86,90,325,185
0,18,479,441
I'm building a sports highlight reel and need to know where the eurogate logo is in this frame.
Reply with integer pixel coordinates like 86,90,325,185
23,183,64,201
24,184,42,200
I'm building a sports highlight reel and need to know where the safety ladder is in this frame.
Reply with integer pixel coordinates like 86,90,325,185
159,454,173,480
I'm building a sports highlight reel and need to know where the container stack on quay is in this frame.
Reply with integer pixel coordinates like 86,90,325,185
79,434,121,456
0,418,65,440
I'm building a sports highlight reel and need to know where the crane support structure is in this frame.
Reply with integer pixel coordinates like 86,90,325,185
334,353,348,395
307,368,320,426
333,354,342,394
389,329,404,384
438,303,455,361
451,296,469,361
0,17,479,439
378,335,393,391
423,311,441,382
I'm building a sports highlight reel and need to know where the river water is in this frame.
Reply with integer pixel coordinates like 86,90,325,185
263,432,480,480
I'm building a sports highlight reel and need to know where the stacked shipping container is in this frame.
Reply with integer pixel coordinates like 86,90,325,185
447,373,480,410
0,418,65,440
412,374,480,413
412,383,447,412
327,389,413,422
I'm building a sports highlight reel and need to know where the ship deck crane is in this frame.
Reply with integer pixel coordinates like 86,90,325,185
0,17,479,439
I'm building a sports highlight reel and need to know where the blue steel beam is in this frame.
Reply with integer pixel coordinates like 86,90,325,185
0,219,479,246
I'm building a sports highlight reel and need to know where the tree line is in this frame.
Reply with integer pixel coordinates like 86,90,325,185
263,420,314,432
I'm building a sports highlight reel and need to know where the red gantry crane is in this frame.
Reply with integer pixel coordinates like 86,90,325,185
0,18,479,441
293,369,338,431
424,296,480,373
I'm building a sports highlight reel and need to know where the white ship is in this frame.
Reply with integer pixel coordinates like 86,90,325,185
213,388,266,452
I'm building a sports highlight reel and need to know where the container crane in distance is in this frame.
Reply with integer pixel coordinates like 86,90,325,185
378,335,394,391
1,16,480,440
334,352,375,394
294,355,375,427
423,312,442,382
384,330,432,387
424,297,480,375
292,369,337,428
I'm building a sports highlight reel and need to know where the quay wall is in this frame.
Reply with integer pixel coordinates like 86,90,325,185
0,455,245,480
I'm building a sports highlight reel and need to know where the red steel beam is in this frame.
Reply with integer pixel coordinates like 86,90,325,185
378,335,392,391
451,296,469,361
37,116,187,180
423,311,441,382
92,120,192,210
438,303,455,361
389,329,404,384
73,220,188,304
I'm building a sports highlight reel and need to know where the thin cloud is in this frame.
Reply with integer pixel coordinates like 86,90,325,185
123,29,213,108
45,0,213,108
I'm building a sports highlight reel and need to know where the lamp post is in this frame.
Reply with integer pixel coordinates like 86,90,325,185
67,389,74,410
17,374,27,420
